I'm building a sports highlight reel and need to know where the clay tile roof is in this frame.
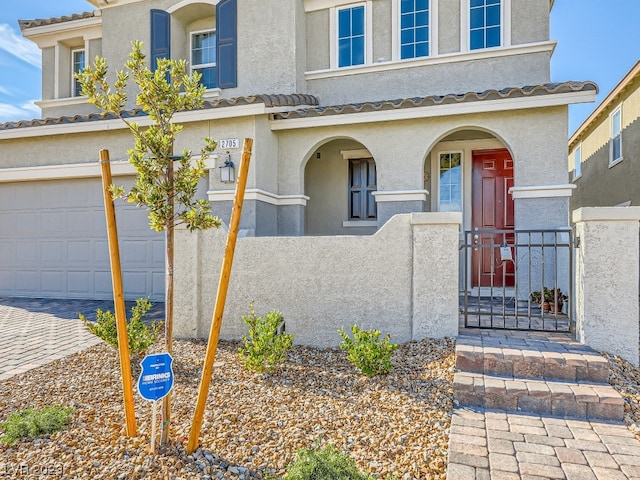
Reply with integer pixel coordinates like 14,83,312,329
0,94,320,132
271,81,599,121
19,11,96,30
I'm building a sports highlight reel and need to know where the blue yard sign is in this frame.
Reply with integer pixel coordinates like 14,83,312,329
138,353,174,402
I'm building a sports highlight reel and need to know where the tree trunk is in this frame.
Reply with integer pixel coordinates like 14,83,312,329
161,155,175,445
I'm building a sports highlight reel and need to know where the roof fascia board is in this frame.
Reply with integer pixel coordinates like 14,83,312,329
269,91,597,131
0,103,267,140
22,17,102,45
569,59,640,146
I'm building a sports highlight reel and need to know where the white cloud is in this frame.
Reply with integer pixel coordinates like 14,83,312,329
0,24,41,68
0,100,40,123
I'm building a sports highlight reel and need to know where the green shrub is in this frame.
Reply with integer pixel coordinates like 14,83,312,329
80,298,162,355
238,303,294,373
280,444,373,480
0,406,74,446
338,325,398,377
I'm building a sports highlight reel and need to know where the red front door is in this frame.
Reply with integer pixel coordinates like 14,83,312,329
471,149,515,288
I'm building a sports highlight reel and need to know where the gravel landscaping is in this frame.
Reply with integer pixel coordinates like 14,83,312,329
604,351,640,441
0,337,455,479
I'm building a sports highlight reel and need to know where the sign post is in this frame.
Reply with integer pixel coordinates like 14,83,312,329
138,353,175,452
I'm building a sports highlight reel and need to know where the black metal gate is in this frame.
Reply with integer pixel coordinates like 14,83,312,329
460,229,574,331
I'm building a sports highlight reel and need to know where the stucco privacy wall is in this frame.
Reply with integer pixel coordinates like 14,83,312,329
173,213,461,347
573,207,640,366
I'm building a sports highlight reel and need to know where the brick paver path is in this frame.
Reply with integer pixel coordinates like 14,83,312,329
449,328,640,479
0,298,165,381
448,407,640,480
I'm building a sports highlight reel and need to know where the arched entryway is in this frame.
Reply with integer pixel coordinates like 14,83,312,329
304,138,377,236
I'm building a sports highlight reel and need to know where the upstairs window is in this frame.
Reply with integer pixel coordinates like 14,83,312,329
349,158,377,220
610,107,622,165
191,30,217,89
72,49,86,97
400,0,430,59
470,0,501,50
573,145,582,179
337,4,366,68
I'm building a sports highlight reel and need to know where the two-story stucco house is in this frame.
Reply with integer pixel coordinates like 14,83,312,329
0,0,596,345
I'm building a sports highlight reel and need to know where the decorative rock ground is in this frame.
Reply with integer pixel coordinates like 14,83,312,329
0,338,455,479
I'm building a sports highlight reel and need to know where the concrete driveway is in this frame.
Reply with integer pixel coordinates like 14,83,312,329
0,298,164,381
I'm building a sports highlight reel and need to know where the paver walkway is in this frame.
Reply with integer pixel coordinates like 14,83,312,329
0,297,165,381
448,329,640,479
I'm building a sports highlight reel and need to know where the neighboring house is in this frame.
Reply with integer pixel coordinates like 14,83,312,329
569,60,640,210
0,0,596,344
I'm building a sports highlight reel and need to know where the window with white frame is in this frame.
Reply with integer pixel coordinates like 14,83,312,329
72,49,86,97
191,30,217,89
610,106,622,165
573,145,582,179
400,0,430,59
439,152,462,212
337,4,366,67
469,0,501,50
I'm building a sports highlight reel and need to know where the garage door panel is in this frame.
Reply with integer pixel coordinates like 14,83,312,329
152,272,165,297
17,241,39,265
122,240,150,265
41,271,65,294
42,241,64,264
2,178,164,300
0,241,15,265
68,271,92,294
118,206,153,233
41,212,67,235
68,211,97,234
0,270,13,289
123,271,150,297
16,270,38,293
95,271,113,296
68,241,92,264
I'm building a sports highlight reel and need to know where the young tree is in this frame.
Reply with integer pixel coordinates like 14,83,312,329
77,41,221,444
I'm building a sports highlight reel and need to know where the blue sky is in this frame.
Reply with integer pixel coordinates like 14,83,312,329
0,0,637,135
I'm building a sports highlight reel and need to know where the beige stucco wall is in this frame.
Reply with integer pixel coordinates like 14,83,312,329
306,51,551,105
173,212,461,347
511,0,549,45
438,0,461,54
573,207,640,366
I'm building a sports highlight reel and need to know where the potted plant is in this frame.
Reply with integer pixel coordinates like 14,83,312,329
546,287,567,314
530,288,549,311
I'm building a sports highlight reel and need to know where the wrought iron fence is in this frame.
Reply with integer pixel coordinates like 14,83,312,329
460,228,573,331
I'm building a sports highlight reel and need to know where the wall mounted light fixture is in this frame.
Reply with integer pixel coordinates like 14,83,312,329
219,151,235,183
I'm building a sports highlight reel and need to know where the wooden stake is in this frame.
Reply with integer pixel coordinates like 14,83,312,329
187,138,253,454
99,149,137,437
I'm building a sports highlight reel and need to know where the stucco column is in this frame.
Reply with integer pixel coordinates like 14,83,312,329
573,207,640,366
411,212,462,340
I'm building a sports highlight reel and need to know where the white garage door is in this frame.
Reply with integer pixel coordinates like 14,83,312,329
0,177,164,301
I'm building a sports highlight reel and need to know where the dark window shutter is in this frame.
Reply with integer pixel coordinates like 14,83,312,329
349,158,377,220
150,9,170,72
216,0,237,89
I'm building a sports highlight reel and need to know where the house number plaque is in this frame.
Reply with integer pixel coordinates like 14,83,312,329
219,138,240,149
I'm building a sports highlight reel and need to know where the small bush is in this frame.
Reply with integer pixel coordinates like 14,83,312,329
338,325,398,377
238,303,294,373
80,298,162,355
280,444,373,480
0,406,74,446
